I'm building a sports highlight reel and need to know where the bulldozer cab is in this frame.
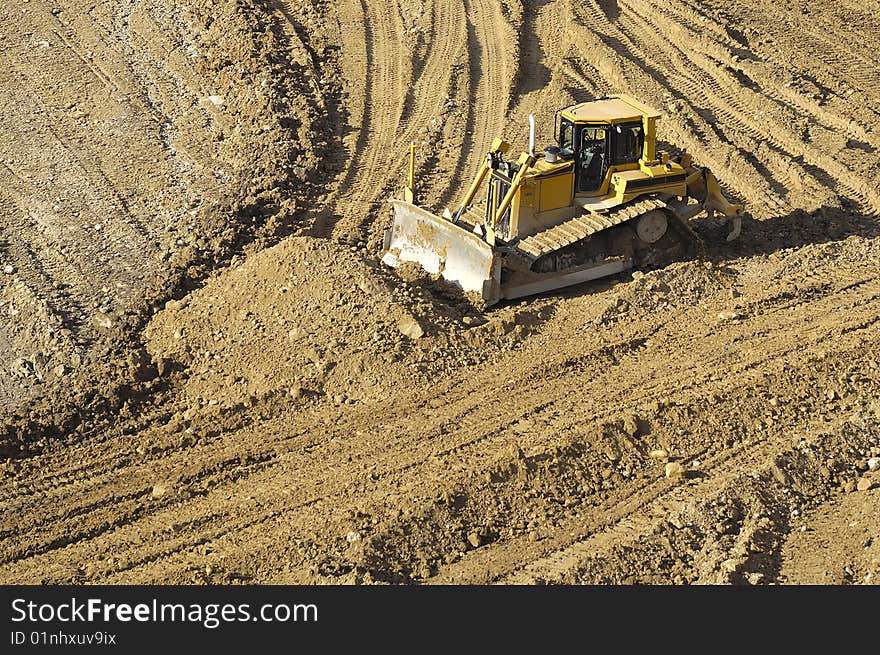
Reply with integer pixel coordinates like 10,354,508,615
558,98,650,196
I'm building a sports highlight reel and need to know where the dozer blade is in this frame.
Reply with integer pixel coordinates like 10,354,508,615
382,200,500,304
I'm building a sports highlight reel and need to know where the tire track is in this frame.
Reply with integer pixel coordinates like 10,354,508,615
325,0,470,240
615,0,880,215
2,264,878,581
568,0,880,217
319,0,410,238
434,0,517,211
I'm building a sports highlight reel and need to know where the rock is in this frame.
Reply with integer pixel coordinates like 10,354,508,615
204,95,224,106
492,318,515,336
745,571,765,585
843,479,857,493
664,461,685,479
462,315,485,327
717,311,743,321
357,278,386,296
288,327,307,342
467,531,482,548
868,458,880,472
12,358,34,378
93,312,114,330
53,363,67,378
3,264,15,275
398,316,424,339
770,463,790,486
345,530,362,544
622,413,641,438
857,477,875,492
649,448,669,460
151,482,171,498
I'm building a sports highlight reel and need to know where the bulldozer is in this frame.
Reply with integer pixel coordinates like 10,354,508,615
382,95,744,305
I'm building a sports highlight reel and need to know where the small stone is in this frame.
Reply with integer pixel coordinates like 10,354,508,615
53,363,67,378
649,449,669,460
720,558,739,573
92,312,114,329
3,264,15,275
745,571,764,585
398,316,424,339
843,479,857,493
151,482,170,498
665,461,685,479
717,311,743,321
857,477,875,492
467,531,482,548
288,327,307,342
770,463,790,486
357,278,386,296
622,413,641,438
868,458,879,472
12,358,34,378
345,530,362,544
205,95,224,106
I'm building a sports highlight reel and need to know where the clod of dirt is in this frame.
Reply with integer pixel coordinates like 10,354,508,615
665,462,686,479
398,316,425,339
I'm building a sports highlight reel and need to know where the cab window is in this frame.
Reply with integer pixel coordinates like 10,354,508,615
576,126,607,193
560,119,575,155
610,122,644,165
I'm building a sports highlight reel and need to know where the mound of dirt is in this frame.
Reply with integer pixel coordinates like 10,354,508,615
145,238,435,410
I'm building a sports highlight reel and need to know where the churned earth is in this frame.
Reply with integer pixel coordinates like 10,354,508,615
0,0,878,585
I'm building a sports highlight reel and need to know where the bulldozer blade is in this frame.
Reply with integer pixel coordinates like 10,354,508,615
382,200,500,303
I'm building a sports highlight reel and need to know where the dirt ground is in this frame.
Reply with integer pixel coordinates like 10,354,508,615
1,0,878,585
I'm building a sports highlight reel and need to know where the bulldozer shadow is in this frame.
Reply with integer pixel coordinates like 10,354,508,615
491,204,878,310
699,204,880,261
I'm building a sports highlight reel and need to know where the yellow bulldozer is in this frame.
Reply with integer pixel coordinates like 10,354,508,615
382,95,744,305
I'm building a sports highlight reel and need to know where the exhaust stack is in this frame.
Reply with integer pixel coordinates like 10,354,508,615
528,114,536,157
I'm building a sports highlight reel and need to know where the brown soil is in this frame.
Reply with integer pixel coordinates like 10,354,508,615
1,0,879,585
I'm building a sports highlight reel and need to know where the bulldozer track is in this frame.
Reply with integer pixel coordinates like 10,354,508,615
516,198,665,258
